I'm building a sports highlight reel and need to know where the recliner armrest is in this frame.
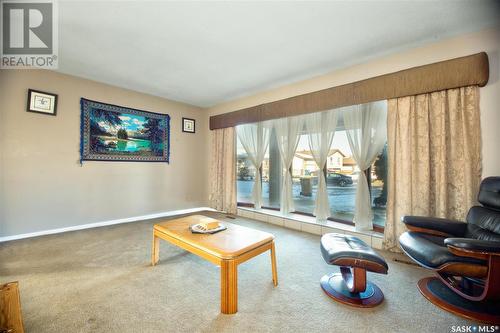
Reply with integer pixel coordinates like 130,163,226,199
445,238,500,254
402,216,467,237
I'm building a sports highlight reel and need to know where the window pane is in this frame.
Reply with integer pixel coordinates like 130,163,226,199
371,144,388,227
328,130,357,222
236,135,255,204
262,128,280,209
292,135,318,215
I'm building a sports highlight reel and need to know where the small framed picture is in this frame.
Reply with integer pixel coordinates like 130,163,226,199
27,89,58,116
182,117,195,133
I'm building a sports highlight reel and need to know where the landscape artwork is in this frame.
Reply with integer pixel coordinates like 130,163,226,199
80,98,170,163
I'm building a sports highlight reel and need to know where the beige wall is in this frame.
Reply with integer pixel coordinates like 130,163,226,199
2,28,499,237
0,70,208,237
208,28,500,178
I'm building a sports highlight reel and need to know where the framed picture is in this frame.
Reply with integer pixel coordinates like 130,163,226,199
80,98,170,163
182,117,195,133
27,89,58,116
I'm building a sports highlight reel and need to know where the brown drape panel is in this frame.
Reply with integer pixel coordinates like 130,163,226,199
209,127,237,214
383,86,482,251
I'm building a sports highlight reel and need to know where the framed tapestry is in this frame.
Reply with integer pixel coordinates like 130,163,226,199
80,98,170,163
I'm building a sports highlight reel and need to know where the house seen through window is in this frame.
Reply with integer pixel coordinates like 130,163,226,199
236,119,388,228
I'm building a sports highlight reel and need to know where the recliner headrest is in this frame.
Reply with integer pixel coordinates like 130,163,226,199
478,177,500,211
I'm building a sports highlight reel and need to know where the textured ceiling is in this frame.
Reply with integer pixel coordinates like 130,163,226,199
56,1,500,107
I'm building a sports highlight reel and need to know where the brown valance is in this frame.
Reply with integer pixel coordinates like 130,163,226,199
210,52,489,130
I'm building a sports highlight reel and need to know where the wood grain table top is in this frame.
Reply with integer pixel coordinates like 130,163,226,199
153,215,274,259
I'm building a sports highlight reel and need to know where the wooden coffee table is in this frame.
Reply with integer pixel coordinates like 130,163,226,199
151,215,278,314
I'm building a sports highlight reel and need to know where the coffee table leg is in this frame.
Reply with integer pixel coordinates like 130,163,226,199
270,241,278,286
220,259,237,314
151,233,160,266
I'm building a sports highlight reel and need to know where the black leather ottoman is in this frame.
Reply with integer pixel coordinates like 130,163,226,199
320,233,388,307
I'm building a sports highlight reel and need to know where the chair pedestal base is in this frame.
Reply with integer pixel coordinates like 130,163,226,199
418,277,500,324
320,273,384,308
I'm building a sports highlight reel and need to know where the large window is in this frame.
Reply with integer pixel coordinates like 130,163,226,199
236,104,388,229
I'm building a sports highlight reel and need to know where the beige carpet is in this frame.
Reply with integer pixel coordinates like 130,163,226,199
0,211,473,332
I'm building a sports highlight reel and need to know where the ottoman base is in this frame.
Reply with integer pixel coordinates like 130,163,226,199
418,277,500,324
320,234,388,308
320,272,384,308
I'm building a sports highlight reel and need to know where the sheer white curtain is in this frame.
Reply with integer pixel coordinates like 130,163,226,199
236,122,270,209
273,116,303,214
305,109,338,221
343,101,387,231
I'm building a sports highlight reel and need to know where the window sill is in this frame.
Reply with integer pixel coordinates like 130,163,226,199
237,206,384,250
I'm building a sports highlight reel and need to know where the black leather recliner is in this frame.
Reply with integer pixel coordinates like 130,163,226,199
399,176,500,324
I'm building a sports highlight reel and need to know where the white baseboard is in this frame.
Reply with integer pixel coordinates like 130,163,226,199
0,207,216,243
